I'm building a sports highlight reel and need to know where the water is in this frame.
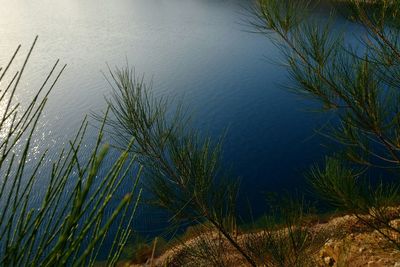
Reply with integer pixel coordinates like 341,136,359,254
0,0,337,241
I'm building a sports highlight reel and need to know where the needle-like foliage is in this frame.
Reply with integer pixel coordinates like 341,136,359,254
244,197,329,267
100,67,258,266
0,38,142,266
254,0,400,249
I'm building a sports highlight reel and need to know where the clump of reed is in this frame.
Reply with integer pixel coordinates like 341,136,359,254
0,37,142,266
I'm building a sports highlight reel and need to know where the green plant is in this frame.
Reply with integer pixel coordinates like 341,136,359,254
100,67,257,266
244,196,328,267
0,37,142,266
254,0,400,249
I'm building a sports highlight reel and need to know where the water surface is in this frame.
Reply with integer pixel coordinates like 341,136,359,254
0,0,334,238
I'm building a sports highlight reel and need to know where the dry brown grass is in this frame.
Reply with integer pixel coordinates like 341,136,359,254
120,211,400,267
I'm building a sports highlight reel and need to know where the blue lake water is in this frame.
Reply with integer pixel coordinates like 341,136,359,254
0,0,344,242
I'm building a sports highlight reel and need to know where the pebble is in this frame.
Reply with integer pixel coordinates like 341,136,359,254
324,256,334,266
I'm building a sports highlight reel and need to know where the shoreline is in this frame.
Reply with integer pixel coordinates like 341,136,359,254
118,209,400,266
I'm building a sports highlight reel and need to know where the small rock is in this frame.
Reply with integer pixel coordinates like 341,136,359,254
359,247,366,253
324,256,334,266
394,262,400,267
390,219,400,229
